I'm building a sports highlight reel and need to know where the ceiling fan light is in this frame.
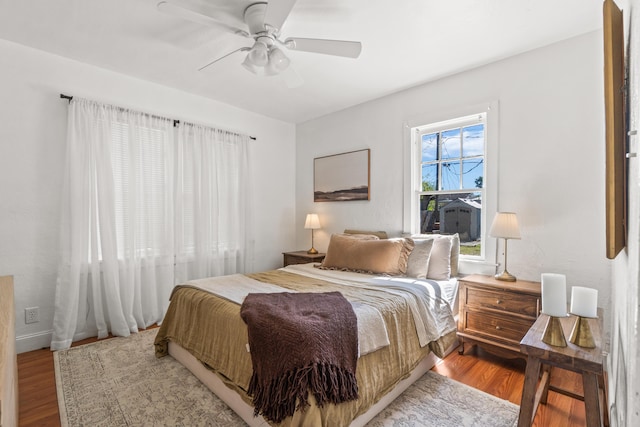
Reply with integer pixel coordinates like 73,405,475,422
268,47,290,73
248,41,269,66
242,56,260,74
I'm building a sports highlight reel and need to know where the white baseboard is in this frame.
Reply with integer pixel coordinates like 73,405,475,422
16,329,53,354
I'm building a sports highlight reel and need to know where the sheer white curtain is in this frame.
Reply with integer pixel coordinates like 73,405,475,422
174,123,253,282
51,98,253,350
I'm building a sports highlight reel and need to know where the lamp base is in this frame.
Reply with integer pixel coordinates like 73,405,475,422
569,316,596,348
307,247,318,254
541,316,567,347
494,270,517,282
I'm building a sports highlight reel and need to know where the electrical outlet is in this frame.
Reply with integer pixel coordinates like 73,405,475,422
25,307,39,324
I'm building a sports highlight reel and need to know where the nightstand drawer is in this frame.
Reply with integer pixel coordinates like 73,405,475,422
466,287,539,318
285,254,318,265
463,310,533,344
282,251,326,267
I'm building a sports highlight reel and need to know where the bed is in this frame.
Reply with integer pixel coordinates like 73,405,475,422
154,232,460,426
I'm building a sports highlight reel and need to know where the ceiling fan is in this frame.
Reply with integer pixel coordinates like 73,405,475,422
157,0,362,87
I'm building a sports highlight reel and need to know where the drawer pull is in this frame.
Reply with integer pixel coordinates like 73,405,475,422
496,299,503,304
495,325,502,330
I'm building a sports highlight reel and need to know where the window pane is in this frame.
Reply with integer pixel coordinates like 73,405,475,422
419,194,440,233
462,159,484,189
111,123,129,259
439,192,482,252
421,164,438,191
421,133,438,162
441,160,461,190
419,191,482,239
462,124,484,157
441,128,461,159
109,122,170,259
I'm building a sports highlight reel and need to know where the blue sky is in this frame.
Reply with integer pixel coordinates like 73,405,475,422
421,124,484,191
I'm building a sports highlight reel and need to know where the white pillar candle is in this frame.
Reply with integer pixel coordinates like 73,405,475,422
570,286,598,318
541,273,567,317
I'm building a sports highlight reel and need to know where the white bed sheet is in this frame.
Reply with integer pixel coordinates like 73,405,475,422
280,263,459,315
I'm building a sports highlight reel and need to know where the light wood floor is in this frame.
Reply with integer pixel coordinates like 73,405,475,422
18,338,587,426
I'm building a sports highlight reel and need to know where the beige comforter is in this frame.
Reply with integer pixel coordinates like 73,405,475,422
154,269,457,426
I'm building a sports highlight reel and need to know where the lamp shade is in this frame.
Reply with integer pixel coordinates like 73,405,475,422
570,286,598,318
541,273,567,317
242,56,260,75
304,213,321,230
247,41,269,66
266,46,290,74
489,212,521,239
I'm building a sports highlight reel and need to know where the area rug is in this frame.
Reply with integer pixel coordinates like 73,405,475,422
54,329,519,426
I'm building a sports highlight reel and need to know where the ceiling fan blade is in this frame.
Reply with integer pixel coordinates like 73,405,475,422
265,0,298,31
279,64,304,89
157,1,249,38
284,38,362,58
198,47,250,72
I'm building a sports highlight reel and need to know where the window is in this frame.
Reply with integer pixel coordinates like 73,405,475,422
110,120,172,259
405,106,497,263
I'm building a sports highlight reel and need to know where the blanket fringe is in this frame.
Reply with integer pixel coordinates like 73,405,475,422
248,362,358,423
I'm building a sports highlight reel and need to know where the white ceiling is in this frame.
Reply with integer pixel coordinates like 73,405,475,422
0,0,604,123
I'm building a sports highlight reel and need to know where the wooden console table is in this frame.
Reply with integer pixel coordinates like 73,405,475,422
517,311,607,427
1,276,18,427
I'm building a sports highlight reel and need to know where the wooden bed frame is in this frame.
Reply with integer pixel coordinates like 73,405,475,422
168,338,458,426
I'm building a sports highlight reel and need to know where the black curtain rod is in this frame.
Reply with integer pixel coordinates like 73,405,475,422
59,93,257,141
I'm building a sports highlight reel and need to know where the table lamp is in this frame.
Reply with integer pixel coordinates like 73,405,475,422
304,213,321,254
569,286,598,348
489,212,521,282
541,273,568,347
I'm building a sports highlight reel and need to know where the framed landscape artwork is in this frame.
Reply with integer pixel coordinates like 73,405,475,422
314,149,370,202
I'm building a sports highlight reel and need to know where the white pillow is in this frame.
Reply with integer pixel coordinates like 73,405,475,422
411,233,460,277
405,239,434,279
426,237,453,280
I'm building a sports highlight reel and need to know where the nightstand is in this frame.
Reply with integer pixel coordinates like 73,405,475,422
282,251,326,267
457,274,541,358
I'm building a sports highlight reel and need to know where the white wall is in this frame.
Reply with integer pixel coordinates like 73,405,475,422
296,31,612,331
0,39,296,353
608,0,640,425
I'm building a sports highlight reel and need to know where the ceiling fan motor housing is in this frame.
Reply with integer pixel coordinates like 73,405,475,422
244,2,269,36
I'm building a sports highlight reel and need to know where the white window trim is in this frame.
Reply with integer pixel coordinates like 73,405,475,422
403,100,500,275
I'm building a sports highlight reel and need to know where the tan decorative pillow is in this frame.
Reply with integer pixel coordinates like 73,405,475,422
411,233,460,277
405,239,434,279
343,229,388,239
321,234,413,275
337,233,380,240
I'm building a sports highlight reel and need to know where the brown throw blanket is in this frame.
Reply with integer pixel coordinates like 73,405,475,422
240,291,359,423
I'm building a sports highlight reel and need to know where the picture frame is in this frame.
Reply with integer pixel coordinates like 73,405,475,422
603,0,627,259
314,149,370,202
